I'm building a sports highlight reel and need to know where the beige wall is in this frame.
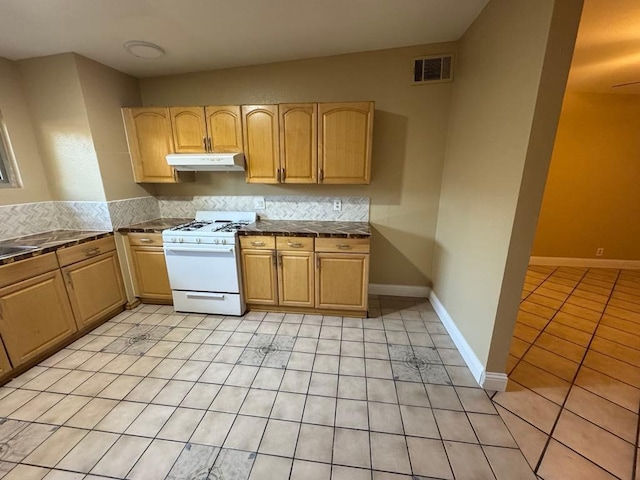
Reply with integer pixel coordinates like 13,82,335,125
18,53,106,202
0,57,51,205
432,0,582,372
140,44,456,286
75,55,153,201
532,91,640,260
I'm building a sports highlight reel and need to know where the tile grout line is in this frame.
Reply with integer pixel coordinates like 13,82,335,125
532,267,624,477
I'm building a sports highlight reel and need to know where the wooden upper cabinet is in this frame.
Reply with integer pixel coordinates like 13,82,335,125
279,103,317,184
122,107,180,183
206,106,244,152
170,107,208,153
242,105,280,183
318,102,374,184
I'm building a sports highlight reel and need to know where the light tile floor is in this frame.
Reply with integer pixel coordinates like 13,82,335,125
0,296,535,479
496,266,640,480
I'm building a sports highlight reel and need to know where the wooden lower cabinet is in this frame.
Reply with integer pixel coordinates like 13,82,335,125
241,249,278,305
278,251,314,307
130,246,172,301
0,270,77,367
62,251,126,330
316,253,369,311
0,344,12,375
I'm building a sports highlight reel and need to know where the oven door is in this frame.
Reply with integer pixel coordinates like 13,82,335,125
163,243,240,293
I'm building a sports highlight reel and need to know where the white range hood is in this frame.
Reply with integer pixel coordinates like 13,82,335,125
166,153,245,172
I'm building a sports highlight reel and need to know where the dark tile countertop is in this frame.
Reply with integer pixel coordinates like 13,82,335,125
239,220,371,238
0,230,113,266
117,218,192,233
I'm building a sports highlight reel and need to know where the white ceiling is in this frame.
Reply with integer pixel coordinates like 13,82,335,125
0,0,488,78
568,0,640,94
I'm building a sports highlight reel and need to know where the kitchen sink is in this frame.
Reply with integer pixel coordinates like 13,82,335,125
0,245,38,259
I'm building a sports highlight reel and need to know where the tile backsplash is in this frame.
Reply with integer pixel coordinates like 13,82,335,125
0,195,370,240
158,196,370,222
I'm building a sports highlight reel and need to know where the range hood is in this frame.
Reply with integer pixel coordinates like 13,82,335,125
166,153,245,172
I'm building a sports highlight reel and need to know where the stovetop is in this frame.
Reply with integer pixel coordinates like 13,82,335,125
163,219,252,238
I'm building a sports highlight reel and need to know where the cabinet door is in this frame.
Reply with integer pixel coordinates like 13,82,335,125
242,105,280,183
63,251,126,330
205,106,244,152
318,102,373,184
130,246,172,301
0,343,12,376
170,107,207,153
241,249,278,305
278,251,314,307
316,253,369,311
279,103,317,184
0,270,77,367
122,107,178,183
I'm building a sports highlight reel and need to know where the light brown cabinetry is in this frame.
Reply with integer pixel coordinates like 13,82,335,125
240,236,369,316
122,107,181,183
242,105,280,183
58,237,126,330
318,102,374,184
279,103,317,184
127,233,172,303
170,106,244,153
239,236,280,305
0,268,76,367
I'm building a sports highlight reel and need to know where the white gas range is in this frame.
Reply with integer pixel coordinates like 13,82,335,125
162,211,257,315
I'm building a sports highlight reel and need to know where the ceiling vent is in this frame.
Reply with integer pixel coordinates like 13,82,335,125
413,54,454,85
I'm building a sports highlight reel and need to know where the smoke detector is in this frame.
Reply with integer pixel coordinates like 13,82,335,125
124,41,165,59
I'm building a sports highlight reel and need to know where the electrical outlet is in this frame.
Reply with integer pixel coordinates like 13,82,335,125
333,199,342,211
253,196,265,210
596,247,604,257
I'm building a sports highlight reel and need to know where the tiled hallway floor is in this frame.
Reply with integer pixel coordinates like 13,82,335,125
0,297,536,480
496,266,640,480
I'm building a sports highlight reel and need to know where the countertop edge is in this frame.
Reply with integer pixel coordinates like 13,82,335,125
0,231,113,266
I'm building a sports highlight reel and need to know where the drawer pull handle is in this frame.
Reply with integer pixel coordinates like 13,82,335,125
336,244,352,250
84,247,101,257
251,241,265,247
139,238,154,243
287,242,303,248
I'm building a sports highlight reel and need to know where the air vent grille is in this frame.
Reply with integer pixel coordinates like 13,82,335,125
413,54,454,85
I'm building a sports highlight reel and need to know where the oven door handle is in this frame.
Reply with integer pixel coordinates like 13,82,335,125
164,246,235,254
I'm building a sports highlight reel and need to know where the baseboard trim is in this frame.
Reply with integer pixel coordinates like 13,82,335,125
482,372,509,391
369,284,430,298
428,291,507,391
530,256,640,269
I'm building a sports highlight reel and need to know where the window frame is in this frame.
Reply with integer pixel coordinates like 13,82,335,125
0,113,21,189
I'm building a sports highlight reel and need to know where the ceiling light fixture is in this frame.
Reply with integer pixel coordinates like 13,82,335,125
123,40,165,59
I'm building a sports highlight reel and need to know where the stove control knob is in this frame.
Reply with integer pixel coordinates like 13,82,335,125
213,239,219,244
221,239,226,245
179,237,184,243
196,238,201,244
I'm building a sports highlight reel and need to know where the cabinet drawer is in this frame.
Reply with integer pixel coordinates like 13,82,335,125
276,236,314,252
315,238,370,254
0,253,59,289
240,236,276,250
56,236,116,268
129,233,164,246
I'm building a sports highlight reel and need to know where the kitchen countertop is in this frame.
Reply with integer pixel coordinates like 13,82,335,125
117,218,192,233
0,230,113,266
238,220,371,238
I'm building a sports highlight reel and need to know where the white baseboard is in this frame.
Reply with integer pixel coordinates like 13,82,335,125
530,256,640,269
369,284,430,298
428,291,508,391
482,372,509,391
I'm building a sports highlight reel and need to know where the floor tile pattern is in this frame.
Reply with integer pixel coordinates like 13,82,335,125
497,266,640,480
0,297,533,479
